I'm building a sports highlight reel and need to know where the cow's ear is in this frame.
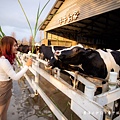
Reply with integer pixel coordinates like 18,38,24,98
72,47,80,53
83,49,96,59
83,49,93,56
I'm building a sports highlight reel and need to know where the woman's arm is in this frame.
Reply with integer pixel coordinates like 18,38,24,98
2,58,29,80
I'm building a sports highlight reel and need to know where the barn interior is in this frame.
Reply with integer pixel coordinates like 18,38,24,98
45,7,120,50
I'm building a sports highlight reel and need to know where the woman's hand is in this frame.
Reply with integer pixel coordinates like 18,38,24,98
26,58,32,67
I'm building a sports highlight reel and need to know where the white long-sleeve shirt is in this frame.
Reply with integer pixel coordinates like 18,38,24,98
0,56,28,81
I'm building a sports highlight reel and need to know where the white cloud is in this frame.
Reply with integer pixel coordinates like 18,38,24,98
0,0,56,42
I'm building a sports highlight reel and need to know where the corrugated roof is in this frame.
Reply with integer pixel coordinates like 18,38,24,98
39,0,64,30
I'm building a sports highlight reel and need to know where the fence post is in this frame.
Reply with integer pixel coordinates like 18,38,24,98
53,67,60,79
34,54,40,95
84,85,96,100
106,72,118,119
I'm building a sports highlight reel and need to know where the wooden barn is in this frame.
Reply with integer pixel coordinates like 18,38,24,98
40,0,120,49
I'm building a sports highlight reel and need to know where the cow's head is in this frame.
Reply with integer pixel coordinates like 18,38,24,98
54,44,85,62
46,56,61,69
47,44,85,69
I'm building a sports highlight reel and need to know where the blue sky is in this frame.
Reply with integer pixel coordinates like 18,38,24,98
0,0,56,42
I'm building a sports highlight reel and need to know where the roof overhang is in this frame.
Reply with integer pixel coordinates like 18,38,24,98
40,0,64,30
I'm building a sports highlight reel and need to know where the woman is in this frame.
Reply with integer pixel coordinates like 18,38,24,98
0,36,32,120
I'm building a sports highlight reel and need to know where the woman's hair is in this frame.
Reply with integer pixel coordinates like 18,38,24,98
0,36,17,64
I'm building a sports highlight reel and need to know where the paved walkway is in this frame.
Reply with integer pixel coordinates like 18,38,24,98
7,78,55,120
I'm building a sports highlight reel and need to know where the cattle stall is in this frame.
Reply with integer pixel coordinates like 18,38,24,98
16,52,120,120
40,0,120,49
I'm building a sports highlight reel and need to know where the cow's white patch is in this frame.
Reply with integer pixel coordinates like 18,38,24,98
97,49,120,79
51,46,55,53
78,64,84,71
55,44,83,55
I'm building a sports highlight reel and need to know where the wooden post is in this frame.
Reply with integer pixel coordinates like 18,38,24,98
34,54,40,95
53,67,60,80
56,68,60,79
84,85,96,100
106,72,118,119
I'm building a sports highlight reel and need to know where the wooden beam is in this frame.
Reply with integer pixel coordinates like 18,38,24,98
95,87,120,106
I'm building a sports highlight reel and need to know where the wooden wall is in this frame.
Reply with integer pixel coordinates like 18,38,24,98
42,29,77,46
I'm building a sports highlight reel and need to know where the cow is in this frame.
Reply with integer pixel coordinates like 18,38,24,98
39,44,68,61
38,44,77,86
48,44,120,118
17,44,30,53
17,44,40,54
48,44,120,80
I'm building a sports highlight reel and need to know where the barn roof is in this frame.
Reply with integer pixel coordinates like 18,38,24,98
39,0,120,49
40,0,120,40
40,0,64,30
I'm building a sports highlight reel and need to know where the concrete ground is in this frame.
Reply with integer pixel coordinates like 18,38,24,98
7,78,56,120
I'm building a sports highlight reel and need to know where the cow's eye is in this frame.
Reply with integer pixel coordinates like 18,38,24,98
55,51,60,55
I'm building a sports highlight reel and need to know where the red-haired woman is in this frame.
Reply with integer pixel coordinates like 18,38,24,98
0,36,32,120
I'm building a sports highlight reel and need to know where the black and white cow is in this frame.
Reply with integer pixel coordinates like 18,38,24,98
48,44,120,80
39,44,68,61
48,44,120,117
17,44,40,54
17,44,30,53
